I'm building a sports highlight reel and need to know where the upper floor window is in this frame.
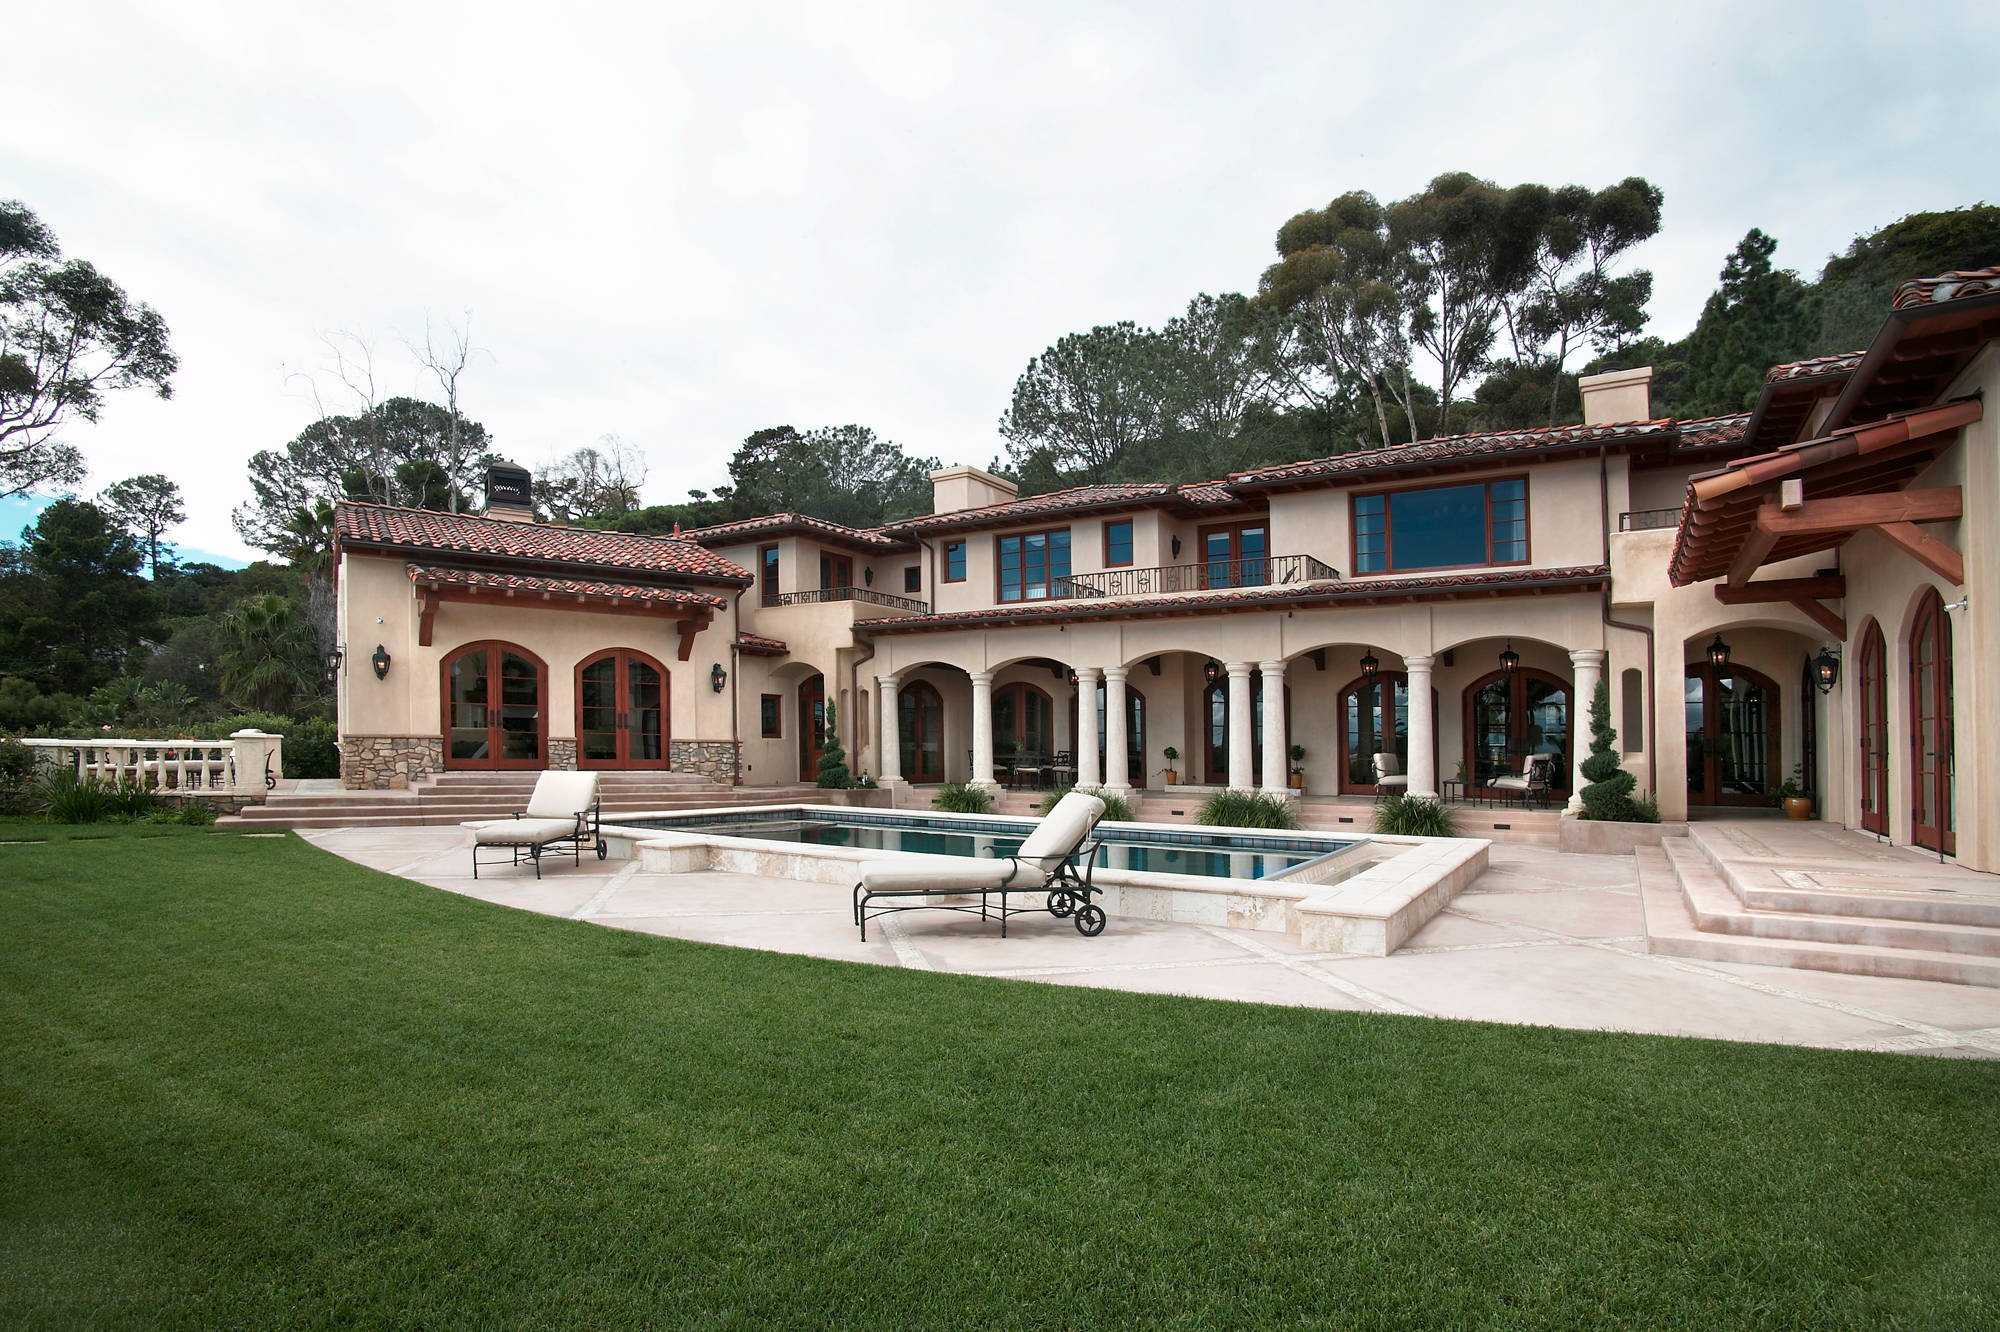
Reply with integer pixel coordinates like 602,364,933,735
999,528,1070,601
820,551,853,590
903,565,920,593
1104,519,1134,567
943,541,966,582
759,544,779,605
1352,478,1528,574
1201,522,1268,587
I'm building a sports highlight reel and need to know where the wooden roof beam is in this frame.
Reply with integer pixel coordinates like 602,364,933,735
1874,522,1964,586
1713,575,1846,604
1758,486,1961,538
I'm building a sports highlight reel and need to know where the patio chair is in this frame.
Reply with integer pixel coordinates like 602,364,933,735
1488,753,1557,809
469,770,607,879
1012,751,1046,789
1372,752,1408,798
853,790,1108,940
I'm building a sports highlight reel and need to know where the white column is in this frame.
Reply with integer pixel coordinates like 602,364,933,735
1259,660,1289,797
1568,649,1607,813
969,670,997,790
1227,661,1255,790
1406,654,1437,799
1075,666,1102,788
875,674,903,786
1103,667,1132,795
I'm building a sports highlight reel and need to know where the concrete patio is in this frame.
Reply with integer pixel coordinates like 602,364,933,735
297,824,2000,1059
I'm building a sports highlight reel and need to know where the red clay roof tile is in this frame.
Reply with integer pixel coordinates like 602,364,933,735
338,502,750,582
407,564,727,610
1891,266,2000,309
1229,421,1672,487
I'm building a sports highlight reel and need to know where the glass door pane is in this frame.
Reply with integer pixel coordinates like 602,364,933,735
1684,675,1706,798
580,657,619,762
498,653,541,760
1473,679,1512,786
629,659,663,762
1522,678,1569,788
1714,672,1769,798
449,650,490,760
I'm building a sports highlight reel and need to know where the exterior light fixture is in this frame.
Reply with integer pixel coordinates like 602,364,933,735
1813,646,1840,695
323,645,344,685
370,645,391,680
1171,535,1182,557
1202,659,1220,685
710,663,728,693
1359,648,1380,681
1706,633,1731,669
1498,640,1520,675
863,567,874,586
1065,667,1078,687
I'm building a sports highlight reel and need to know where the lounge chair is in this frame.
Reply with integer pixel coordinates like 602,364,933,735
469,770,607,879
1372,752,1408,798
1488,753,1557,809
853,790,1107,940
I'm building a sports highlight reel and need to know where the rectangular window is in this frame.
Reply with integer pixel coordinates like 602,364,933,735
759,544,779,605
998,527,1072,602
1199,522,1268,588
1352,478,1530,574
760,694,782,738
903,565,921,593
1104,519,1133,567
943,541,966,582
820,552,852,590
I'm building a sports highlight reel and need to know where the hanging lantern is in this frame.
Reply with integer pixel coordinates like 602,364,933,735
322,645,344,686
1498,640,1520,675
1813,646,1840,694
1065,667,1078,687
1707,633,1731,668
1202,659,1220,685
1359,648,1380,681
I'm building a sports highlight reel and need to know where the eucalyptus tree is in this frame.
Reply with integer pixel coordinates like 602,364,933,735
999,322,1170,487
98,473,187,577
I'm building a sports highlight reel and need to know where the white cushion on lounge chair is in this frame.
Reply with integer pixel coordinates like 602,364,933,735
857,790,1106,893
1373,752,1408,789
1016,791,1106,870
474,817,586,845
524,770,600,819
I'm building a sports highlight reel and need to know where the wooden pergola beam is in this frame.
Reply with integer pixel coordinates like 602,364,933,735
1787,596,1846,640
1874,522,1965,585
418,588,439,647
1713,575,1847,604
1725,510,1782,587
1758,485,1961,538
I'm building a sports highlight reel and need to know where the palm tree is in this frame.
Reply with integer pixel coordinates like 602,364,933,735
218,595,320,713
281,501,337,575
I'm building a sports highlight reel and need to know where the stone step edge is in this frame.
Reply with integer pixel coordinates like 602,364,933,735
1682,826,2000,928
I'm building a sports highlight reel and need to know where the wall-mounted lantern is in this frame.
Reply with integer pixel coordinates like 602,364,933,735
1171,535,1182,557
1359,648,1380,681
1065,667,1078,687
1706,633,1732,669
863,567,874,586
370,645,392,680
1498,640,1520,675
710,663,728,693
1202,659,1220,685
1813,646,1840,694
323,645,344,686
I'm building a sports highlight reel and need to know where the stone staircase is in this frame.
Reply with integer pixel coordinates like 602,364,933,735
1638,822,2000,987
220,771,823,831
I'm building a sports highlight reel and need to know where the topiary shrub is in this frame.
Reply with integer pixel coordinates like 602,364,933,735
1038,785,1134,822
1373,792,1458,837
1578,679,1640,821
1195,789,1299,830
815,703,851,788
932,781,993,814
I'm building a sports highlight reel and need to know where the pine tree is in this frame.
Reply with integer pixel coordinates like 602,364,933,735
1577,679,1636,821
816,702,851,789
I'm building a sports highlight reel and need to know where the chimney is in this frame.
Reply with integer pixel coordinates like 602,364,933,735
929,464,1018,515
483,462,536,522
1578,366,1653,425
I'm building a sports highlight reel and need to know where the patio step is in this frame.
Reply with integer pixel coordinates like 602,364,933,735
220,784,819,831
1683,824,2000,928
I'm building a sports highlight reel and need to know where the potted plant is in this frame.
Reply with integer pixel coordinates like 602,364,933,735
1775,763,1812,820
1288,743,1307,791
1162,746,1179,785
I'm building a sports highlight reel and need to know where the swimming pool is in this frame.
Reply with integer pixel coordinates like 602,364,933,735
624,807,1359,882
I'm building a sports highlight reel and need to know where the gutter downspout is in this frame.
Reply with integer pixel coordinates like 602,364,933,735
849,629,876,785
729,586,745,786
1600,445,1658,797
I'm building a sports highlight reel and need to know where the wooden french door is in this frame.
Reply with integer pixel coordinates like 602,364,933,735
1909,591,1955,855
1340,673,1406,793
898,681,946,783
1201,680,1287,785
799,676,826,781
1198,522,1269,588
1684,662,1779,806
820,552,853,591
443,642,547,769
1857,623,1889,835
576,649,669,769
1463,669,1572,797
1065,682,1146,784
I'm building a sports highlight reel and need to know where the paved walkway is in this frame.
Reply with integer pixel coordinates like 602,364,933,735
298,825,2000,1058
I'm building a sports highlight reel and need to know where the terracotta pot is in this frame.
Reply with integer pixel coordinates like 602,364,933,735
1289,772,1304,790
1782,796,1812,820
1164,769,1178,785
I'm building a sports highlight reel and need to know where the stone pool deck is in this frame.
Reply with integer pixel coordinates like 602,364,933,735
298,825,2000,1058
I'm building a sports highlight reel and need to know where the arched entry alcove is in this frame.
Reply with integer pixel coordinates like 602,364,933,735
1462,667,1572,798
1683,660,1780,806
442,641,548,769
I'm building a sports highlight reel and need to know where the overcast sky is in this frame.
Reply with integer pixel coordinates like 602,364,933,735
6,0,1996,563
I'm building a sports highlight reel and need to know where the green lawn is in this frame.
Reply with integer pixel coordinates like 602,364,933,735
4,829,1997,1329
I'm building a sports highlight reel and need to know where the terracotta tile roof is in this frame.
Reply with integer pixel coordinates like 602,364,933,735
682,512,903,550
861,565,1609,634
407,564,726,611
1674,413,1753,450
1891,266,2000,309
1765,351,1865,382
1229,420,1671,488
878,483,1180,535
1176,480,1237,505
338,502,750,582
735,632,788,656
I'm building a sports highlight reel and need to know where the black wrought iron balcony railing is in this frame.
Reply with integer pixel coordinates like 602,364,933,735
763,586,930,612
1617,507,1682,532
1052,553,1339,600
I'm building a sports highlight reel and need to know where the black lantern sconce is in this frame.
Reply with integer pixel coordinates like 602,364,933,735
1065,667,1078,687
1202,658,1220,685
1498,640,1520,675
322,645,344,686
1813,646,1840,695
1706,633,1732,669
710,663,728,693
370,645,391,680
1359,648,1380,681
863,567,874,586
1171,535,1182,557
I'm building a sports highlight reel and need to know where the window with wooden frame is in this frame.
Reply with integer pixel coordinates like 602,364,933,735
997,528,1071,602
1198,521,1268,588
1103,518,1134,567
820,551,853,590
903,565,921,593
943,540,966,582
1351,476,1528,574
759,544,779,605
760,693,782,738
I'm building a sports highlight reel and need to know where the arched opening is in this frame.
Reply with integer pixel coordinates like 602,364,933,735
1337,672,1419,795
1200,679,1288,786
897,680,946,784
1909,590,1955,855
1684,660,1779,806
1463,668,1571,797
442,641,547,770
992,681,1055,759
798,674,826,781
1066,680,1147,784
575,648,669,770
1857,620,1889,835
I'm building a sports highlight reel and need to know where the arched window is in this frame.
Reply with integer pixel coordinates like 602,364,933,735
1200,679,1287,785
1464,668,1572,795
1683,660,1778,806
576,649,669,770
442,641,547,769
1857,621,1888,835
1909,591,1955,855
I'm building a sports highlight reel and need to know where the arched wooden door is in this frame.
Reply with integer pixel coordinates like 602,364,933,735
576,649,669,770
799,675,826,781
1857,622,1888,835
898,680,946,783
1909,591,1955,855
1463,669,1572,797
1684,661,1779,806
442,642,547,769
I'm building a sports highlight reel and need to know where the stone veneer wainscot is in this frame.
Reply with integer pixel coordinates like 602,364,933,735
340,736,445,790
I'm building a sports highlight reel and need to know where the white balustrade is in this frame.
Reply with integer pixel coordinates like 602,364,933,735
21,729,282,798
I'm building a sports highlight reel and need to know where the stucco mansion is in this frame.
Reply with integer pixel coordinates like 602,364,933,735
331,267,1999,873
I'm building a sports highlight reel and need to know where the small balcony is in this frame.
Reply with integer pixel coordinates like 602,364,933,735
1052,553,1339,600
763,586,930,613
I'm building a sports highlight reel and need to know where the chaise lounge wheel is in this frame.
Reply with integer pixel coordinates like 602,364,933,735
596,839,609,860
1074,904,1106,937
1046,889,1075,918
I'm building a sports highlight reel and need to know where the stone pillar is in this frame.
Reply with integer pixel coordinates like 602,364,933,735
1406,654,1437,799
1259,660,1289,796
228,729,283,798
1227,661,1255,790
1075,666,1102,788
876,674,903,786
1103,666,1132,795
969,670,997,790
1568,649,1607,813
